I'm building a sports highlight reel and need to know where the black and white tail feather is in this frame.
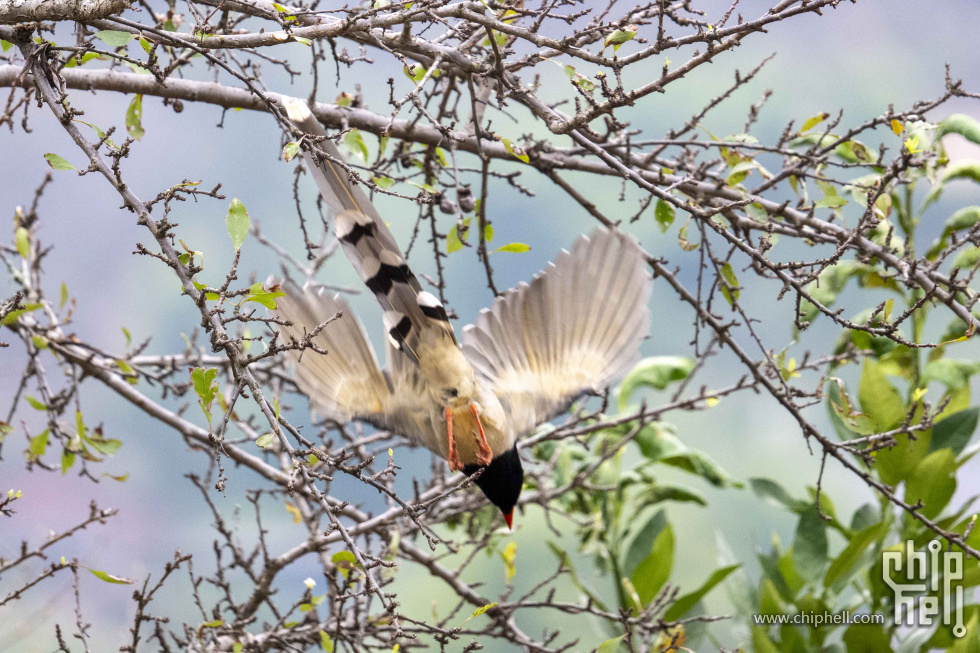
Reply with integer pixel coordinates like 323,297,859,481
277,97,653,458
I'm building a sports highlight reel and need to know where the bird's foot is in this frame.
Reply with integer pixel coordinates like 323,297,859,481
445,406,463,472
471,403,493,467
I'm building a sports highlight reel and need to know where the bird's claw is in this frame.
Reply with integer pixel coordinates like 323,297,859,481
471,403,493,467
446,407,464,472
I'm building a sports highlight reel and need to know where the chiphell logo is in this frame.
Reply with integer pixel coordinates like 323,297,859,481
882,539,966,637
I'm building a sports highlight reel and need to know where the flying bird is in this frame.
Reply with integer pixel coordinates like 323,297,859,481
276,98,652,528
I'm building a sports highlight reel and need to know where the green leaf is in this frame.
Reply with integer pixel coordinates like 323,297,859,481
631,525,673,605
493,242,530,253
126,94,144,140
824,522,885,588
618,356,695,410
332,550,358,578
292,35,312,45
95,30,135,47
226,198,250,251
14,227,29,258
792,506,828,582
460,602,497,626
622,509,667,577
904,448,957,519
654,199,675,233
89,568,134,584
719,262,739,306
255,433,275,448
244,282,287,310
191,367,218,428
446,218,470,254
800,112,829,133
815,194,848,209
403,62,427,83
27,429,49,460
44,153,76,171
941,160,980,186
320,631,335,652
1,302,42,326
500,137,529,164
596,635,625,653
858,359,906,431
931,407,979,456
61,448,76,474
1,40,11,52
603,24,637,51
662,564,741,621
372,175,394,190
60,283,69,308
25,395,48,411
842,622,893,653
283,141,300,162
343,129,369,161
937,113,980,145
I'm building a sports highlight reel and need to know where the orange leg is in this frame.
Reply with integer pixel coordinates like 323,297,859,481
445,407,463,472
471,403,493,466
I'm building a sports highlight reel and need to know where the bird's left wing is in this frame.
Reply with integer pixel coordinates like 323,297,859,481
276,283,430,441
461,229,652,435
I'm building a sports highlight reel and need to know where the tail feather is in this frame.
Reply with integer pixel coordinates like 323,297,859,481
283,98,455,364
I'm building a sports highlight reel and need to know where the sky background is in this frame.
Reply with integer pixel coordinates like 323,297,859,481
2,1,980,650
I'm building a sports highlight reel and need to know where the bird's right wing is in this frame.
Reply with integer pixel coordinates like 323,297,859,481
461,229,652,436
275,283,430,441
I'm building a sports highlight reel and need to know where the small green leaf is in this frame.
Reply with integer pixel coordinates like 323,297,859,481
244,282,287,310
44,153,76,171
26,395,48,411
320,631,335,652
446,219,469,254
332,550,358,578
596,635,625,653
719,262,739,306
28,429,49,460
60,283,69,308
800,112,829,133
139,36,153,54
654,199,675,234
500,137,530,164
815,194,848,209
460,602,497,626
61,448,76,474
126,94,144,140
283,141,300,162
89,568,135,584
95,30,135,47
603,24,637,52
1,40,12,52
343,130,369,161
15,227,29,258
191,367,219,428
493,242,530,253
372,175,394,190
226,198,250,251
292,35,312,45
255,433,276,448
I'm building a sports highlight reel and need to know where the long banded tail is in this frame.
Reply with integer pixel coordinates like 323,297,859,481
283,98,454,363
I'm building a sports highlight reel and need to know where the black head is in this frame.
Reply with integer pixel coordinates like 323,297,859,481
463,445,524,529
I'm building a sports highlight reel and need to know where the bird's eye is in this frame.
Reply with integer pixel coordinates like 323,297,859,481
445,388,458,399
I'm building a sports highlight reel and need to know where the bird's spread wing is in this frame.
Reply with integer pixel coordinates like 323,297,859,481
283,98,454,365
275,284,430,441
461,229,652,435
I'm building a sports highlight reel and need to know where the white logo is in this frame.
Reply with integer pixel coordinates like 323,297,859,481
882,540,965,637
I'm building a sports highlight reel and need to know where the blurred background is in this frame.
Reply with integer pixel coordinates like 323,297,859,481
2,0,979,650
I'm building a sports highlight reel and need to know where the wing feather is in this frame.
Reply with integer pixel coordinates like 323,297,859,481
461,229,652,435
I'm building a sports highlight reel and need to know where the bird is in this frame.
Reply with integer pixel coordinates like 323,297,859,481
276,98,653,528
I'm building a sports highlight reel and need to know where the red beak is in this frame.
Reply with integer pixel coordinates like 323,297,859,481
503,509,514,530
